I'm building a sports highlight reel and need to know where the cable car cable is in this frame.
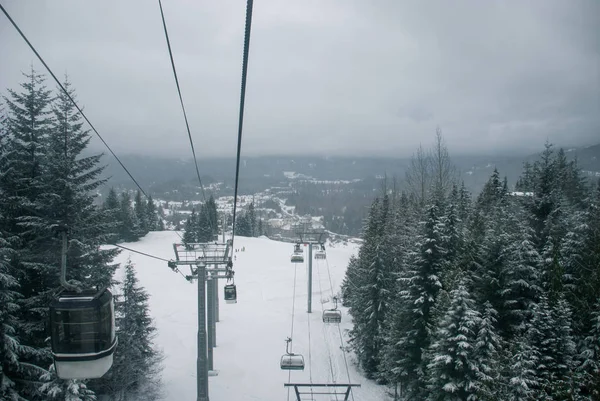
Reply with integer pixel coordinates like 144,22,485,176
324,257,355,401
111,244,170,262
314,259,339,399
0,3,185,244
157,0,216,235
0,3,149,199
109,244,188,279
304,255,315,397
230,0,254,249
286,262,299,401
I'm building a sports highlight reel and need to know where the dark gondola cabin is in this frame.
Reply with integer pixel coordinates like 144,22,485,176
224,284,237,304
50,289,117,379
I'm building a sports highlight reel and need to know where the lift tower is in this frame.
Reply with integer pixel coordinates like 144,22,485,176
294,223,326,313
169,240,233,401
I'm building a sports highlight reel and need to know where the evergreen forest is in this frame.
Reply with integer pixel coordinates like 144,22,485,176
0,70,163,400
342,138,600,400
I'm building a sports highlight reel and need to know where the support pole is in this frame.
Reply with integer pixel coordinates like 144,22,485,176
196,261,209,401
215,276,219,323
207,273,215,371
212,271,217,346
308,243,313,313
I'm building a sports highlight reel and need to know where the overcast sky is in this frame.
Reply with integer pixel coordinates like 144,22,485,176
1,0,598,158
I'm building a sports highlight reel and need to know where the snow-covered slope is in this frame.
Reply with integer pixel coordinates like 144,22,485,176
111,232,389,400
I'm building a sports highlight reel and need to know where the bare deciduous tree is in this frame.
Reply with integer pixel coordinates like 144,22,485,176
430,126,456,201
405,143,431,207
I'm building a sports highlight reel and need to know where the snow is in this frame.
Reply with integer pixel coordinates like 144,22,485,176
110,231,389,400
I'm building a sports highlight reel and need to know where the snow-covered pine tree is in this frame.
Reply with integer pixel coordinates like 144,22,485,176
118,192,138,242
507,333,540,401
440,185,463,289
40,367,96,401
248,202,256,237
196,204,213,242
145,195,159,231
471,301,505,400
561,181,600,336
94,259,163,400
395,202,446,397
0,67,56,400
458,182,471,222
0,226,22,401
182,209,198,246
579,299,600,398
349,196,389,377
103,187,121,243
502,212,542,336
37,77,119,288
134,190,148,237
426,277,480,400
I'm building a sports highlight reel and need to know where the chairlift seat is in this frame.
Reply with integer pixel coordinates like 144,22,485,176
291,253,304,263
280,353,305,370
315,251,326,260
322,309,342,323
49,289,117,379
224,284,237,304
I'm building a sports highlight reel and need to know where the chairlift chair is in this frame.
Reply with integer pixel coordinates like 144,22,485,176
49,289,117,379
280,353,305,370
290,252,304,263
224,283,237,304
291,243,304,263
322,309,342,323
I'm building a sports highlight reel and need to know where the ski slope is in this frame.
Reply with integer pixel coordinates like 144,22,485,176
111,231,389,401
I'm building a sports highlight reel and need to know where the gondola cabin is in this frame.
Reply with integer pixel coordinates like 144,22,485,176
224,284,237,304
280,353,305,370
322,309,342,323
49,289,117,379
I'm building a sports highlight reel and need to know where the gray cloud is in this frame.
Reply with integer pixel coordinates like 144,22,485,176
1,0,598,158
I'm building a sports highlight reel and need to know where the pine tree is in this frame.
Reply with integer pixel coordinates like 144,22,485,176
502,214,542,336
471,302,505,400
145,195,159,231
426,278,480,400
182,209,198,246
248,202,257,237
0,227,22,401
134,190,148,237
507,333,540,401
347,195,391,378
196,204,213,242
579,299,600,398
395,202,446,397
118,192,137,242
94,259,162,400
40,368,96,401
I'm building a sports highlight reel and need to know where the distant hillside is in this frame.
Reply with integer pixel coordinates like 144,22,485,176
97,143,600,199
